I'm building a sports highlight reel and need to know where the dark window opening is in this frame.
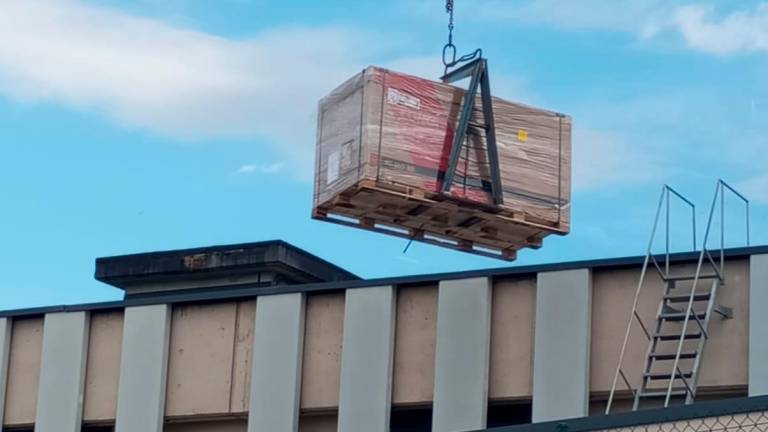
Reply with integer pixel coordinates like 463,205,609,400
391,405,432,432
487,401,533,428
82,426,114,432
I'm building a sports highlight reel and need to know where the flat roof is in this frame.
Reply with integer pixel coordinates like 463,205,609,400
2,244,766,318
95,240,360,291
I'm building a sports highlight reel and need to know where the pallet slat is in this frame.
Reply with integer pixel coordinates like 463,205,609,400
313,180,561,260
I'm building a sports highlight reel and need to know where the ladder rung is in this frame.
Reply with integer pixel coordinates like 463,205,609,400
653,333,702,341
638,388,689,398
665,293,711,303
659,312,706,321
644,371,693,380
650,352,698,361
665,274,719,282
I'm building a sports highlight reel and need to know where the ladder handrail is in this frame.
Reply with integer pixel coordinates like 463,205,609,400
664,180,750,406
605,185,696,413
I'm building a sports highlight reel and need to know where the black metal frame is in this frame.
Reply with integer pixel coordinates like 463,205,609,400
441,58,504,205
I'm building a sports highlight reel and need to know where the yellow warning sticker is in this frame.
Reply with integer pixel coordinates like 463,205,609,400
517,129,529,142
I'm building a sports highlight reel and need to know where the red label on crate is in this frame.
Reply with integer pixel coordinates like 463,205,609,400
381,71,491,205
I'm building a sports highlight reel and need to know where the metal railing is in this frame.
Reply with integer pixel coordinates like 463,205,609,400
606,185,696,413
606,180,750,413
664,180,749,406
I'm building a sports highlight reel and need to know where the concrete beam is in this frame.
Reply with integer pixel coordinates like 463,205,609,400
0,318,11,432
34,312,90,432
115,305,171,432
249,293,306,432
432,278,492,432
532,269,592,422
338,286,396,432
750,254,768,396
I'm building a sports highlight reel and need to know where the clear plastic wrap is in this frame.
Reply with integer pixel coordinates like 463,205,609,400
314,66,572,243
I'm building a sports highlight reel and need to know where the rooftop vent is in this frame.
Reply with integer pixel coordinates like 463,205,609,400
95,240,358,298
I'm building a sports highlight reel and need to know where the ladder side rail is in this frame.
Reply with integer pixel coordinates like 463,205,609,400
686,279,721,404
713,179,751,280
664,182,721,407
676,364,694,396
650,254,666,280
606,187,667,414
663,185,698,275
704,248,724,281
665,185,698,251
633,292,668,411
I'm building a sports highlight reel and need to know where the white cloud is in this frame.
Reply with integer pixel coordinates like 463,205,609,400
0,0,367,171
232,162,285,176
464,0,768,55
572,129,659,190
674,4,768,54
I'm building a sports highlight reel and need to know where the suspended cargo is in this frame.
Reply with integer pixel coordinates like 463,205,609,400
312,66,572,260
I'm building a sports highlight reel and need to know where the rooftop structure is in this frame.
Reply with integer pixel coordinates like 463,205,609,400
0,241,766,432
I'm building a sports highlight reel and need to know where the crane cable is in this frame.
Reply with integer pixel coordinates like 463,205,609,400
442,0,482,75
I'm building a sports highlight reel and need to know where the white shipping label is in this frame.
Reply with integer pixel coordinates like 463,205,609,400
387,88,421,110
327,151,340,185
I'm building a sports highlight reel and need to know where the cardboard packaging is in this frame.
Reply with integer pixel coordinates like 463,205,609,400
313,66,572,259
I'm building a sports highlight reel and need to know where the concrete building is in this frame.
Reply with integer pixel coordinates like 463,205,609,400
0,240,767,432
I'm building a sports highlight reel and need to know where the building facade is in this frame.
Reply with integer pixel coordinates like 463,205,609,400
0,241,767,432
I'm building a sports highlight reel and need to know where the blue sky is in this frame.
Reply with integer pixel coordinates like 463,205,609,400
0,0,766,310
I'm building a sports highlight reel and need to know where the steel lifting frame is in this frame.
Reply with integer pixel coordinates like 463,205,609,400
440,58,504,205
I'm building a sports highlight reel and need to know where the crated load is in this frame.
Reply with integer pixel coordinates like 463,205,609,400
312,66,572,260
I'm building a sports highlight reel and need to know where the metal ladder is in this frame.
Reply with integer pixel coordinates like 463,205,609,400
606,180,750,413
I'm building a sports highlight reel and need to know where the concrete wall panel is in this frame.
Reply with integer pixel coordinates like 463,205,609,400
83,311,124,422
533,269,592,422
3,317,43,427
590,268,661,393
35,312,90,432
166,302,237,417
249,293,306,432
489,277,536,400
699,259,749,388
750,255,768,396
392,285,438,405
301,294,344,411
432,278,492,432
0,318,11,430
115,305,171,432
231,300,256,414
338,286,395,432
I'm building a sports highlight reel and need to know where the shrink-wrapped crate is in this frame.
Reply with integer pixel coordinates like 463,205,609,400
313,66,571,259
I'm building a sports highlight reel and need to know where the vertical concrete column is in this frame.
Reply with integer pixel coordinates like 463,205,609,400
337,286,396,432
0,317,11,432
248,293,306,432
115,305,171,432
532,269,592,422
35,312,90,432
750,254,768,396
432,277,492,432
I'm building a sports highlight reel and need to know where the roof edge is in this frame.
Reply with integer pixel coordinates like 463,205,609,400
3,245,767,318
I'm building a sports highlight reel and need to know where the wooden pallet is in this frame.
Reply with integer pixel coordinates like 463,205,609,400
313,179,566,260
